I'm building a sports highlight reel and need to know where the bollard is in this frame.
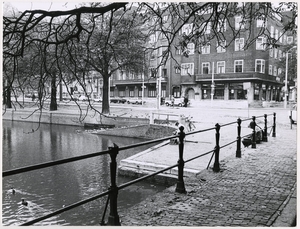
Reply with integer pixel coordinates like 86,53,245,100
263,114,268,142
213,123,220,172
107,143,121,226
236,118,242,158
272,112,276,137
290,110,293,129
175,126,186,193
251,116,256,148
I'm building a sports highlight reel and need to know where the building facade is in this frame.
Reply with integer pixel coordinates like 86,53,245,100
107,4,297,103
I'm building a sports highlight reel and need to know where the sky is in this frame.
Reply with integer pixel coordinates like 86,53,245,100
3,1,88,13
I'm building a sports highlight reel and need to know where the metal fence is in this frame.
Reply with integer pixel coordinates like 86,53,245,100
3,113,277,226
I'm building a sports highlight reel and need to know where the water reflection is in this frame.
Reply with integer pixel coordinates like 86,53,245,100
2,121,167,226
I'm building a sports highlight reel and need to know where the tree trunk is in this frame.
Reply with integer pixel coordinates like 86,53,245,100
50,74,58,111
3,86,12,108
102,74,110,114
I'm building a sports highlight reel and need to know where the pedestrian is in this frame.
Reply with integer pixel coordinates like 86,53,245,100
184,95,188,107
32,93,36,101
172,122,185,144
171,95,175,107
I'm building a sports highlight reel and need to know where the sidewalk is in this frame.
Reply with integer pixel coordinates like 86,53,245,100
119,125,297,226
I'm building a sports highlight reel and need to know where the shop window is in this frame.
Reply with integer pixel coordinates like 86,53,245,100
110,90,114,97
148,88,156,97
129,90,134,97
119,90,125,97
138,89,143,97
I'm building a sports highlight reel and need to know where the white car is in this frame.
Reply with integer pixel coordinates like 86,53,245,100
165,98,190,107
78,95,89,101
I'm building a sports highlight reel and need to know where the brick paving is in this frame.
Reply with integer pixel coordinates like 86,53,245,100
119,125,296,226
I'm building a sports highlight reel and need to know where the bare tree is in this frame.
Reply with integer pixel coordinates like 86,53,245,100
3,2,297,118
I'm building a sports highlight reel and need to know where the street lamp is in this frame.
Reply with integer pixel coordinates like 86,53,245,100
211,62,215,104
284,46,296,109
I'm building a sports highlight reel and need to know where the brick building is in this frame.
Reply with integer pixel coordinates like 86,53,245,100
110,3,296,103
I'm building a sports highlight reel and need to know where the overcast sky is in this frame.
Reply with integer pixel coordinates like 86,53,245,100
4,1,89,12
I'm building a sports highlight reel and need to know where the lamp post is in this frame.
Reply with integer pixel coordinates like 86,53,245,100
211,62,215,105
284,46,296,109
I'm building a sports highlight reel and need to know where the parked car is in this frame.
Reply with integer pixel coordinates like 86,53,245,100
110,97,127,104
78,95,89,101
165,97,190,107
127,98,145,105
93,97,102,103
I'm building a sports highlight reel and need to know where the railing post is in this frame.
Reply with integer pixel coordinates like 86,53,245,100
272,112,276,137
213,123,220,172
236,118,242,158
107,143,121,226
251,116,256,148
290,110,293,129
175,126,186,193
263,114,268,142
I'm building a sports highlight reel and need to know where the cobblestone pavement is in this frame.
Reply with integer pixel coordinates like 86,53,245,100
119,125,297,226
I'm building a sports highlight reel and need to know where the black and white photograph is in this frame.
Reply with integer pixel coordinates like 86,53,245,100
2,1,297,226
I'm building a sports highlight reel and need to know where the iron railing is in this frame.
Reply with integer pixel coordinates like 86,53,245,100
2,113,277,226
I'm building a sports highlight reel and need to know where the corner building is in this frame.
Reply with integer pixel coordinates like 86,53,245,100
111,4,296,103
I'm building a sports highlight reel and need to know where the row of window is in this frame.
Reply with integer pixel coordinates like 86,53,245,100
174,36,291,56
176,60,282,76
179,18,292,44
113,88,167,98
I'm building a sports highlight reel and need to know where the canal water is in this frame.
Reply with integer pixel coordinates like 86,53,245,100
2,121,168,226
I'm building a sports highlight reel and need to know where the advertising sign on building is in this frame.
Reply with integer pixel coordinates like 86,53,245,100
243,82,251,90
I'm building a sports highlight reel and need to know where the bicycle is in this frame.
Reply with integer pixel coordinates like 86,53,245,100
185,116,196,132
